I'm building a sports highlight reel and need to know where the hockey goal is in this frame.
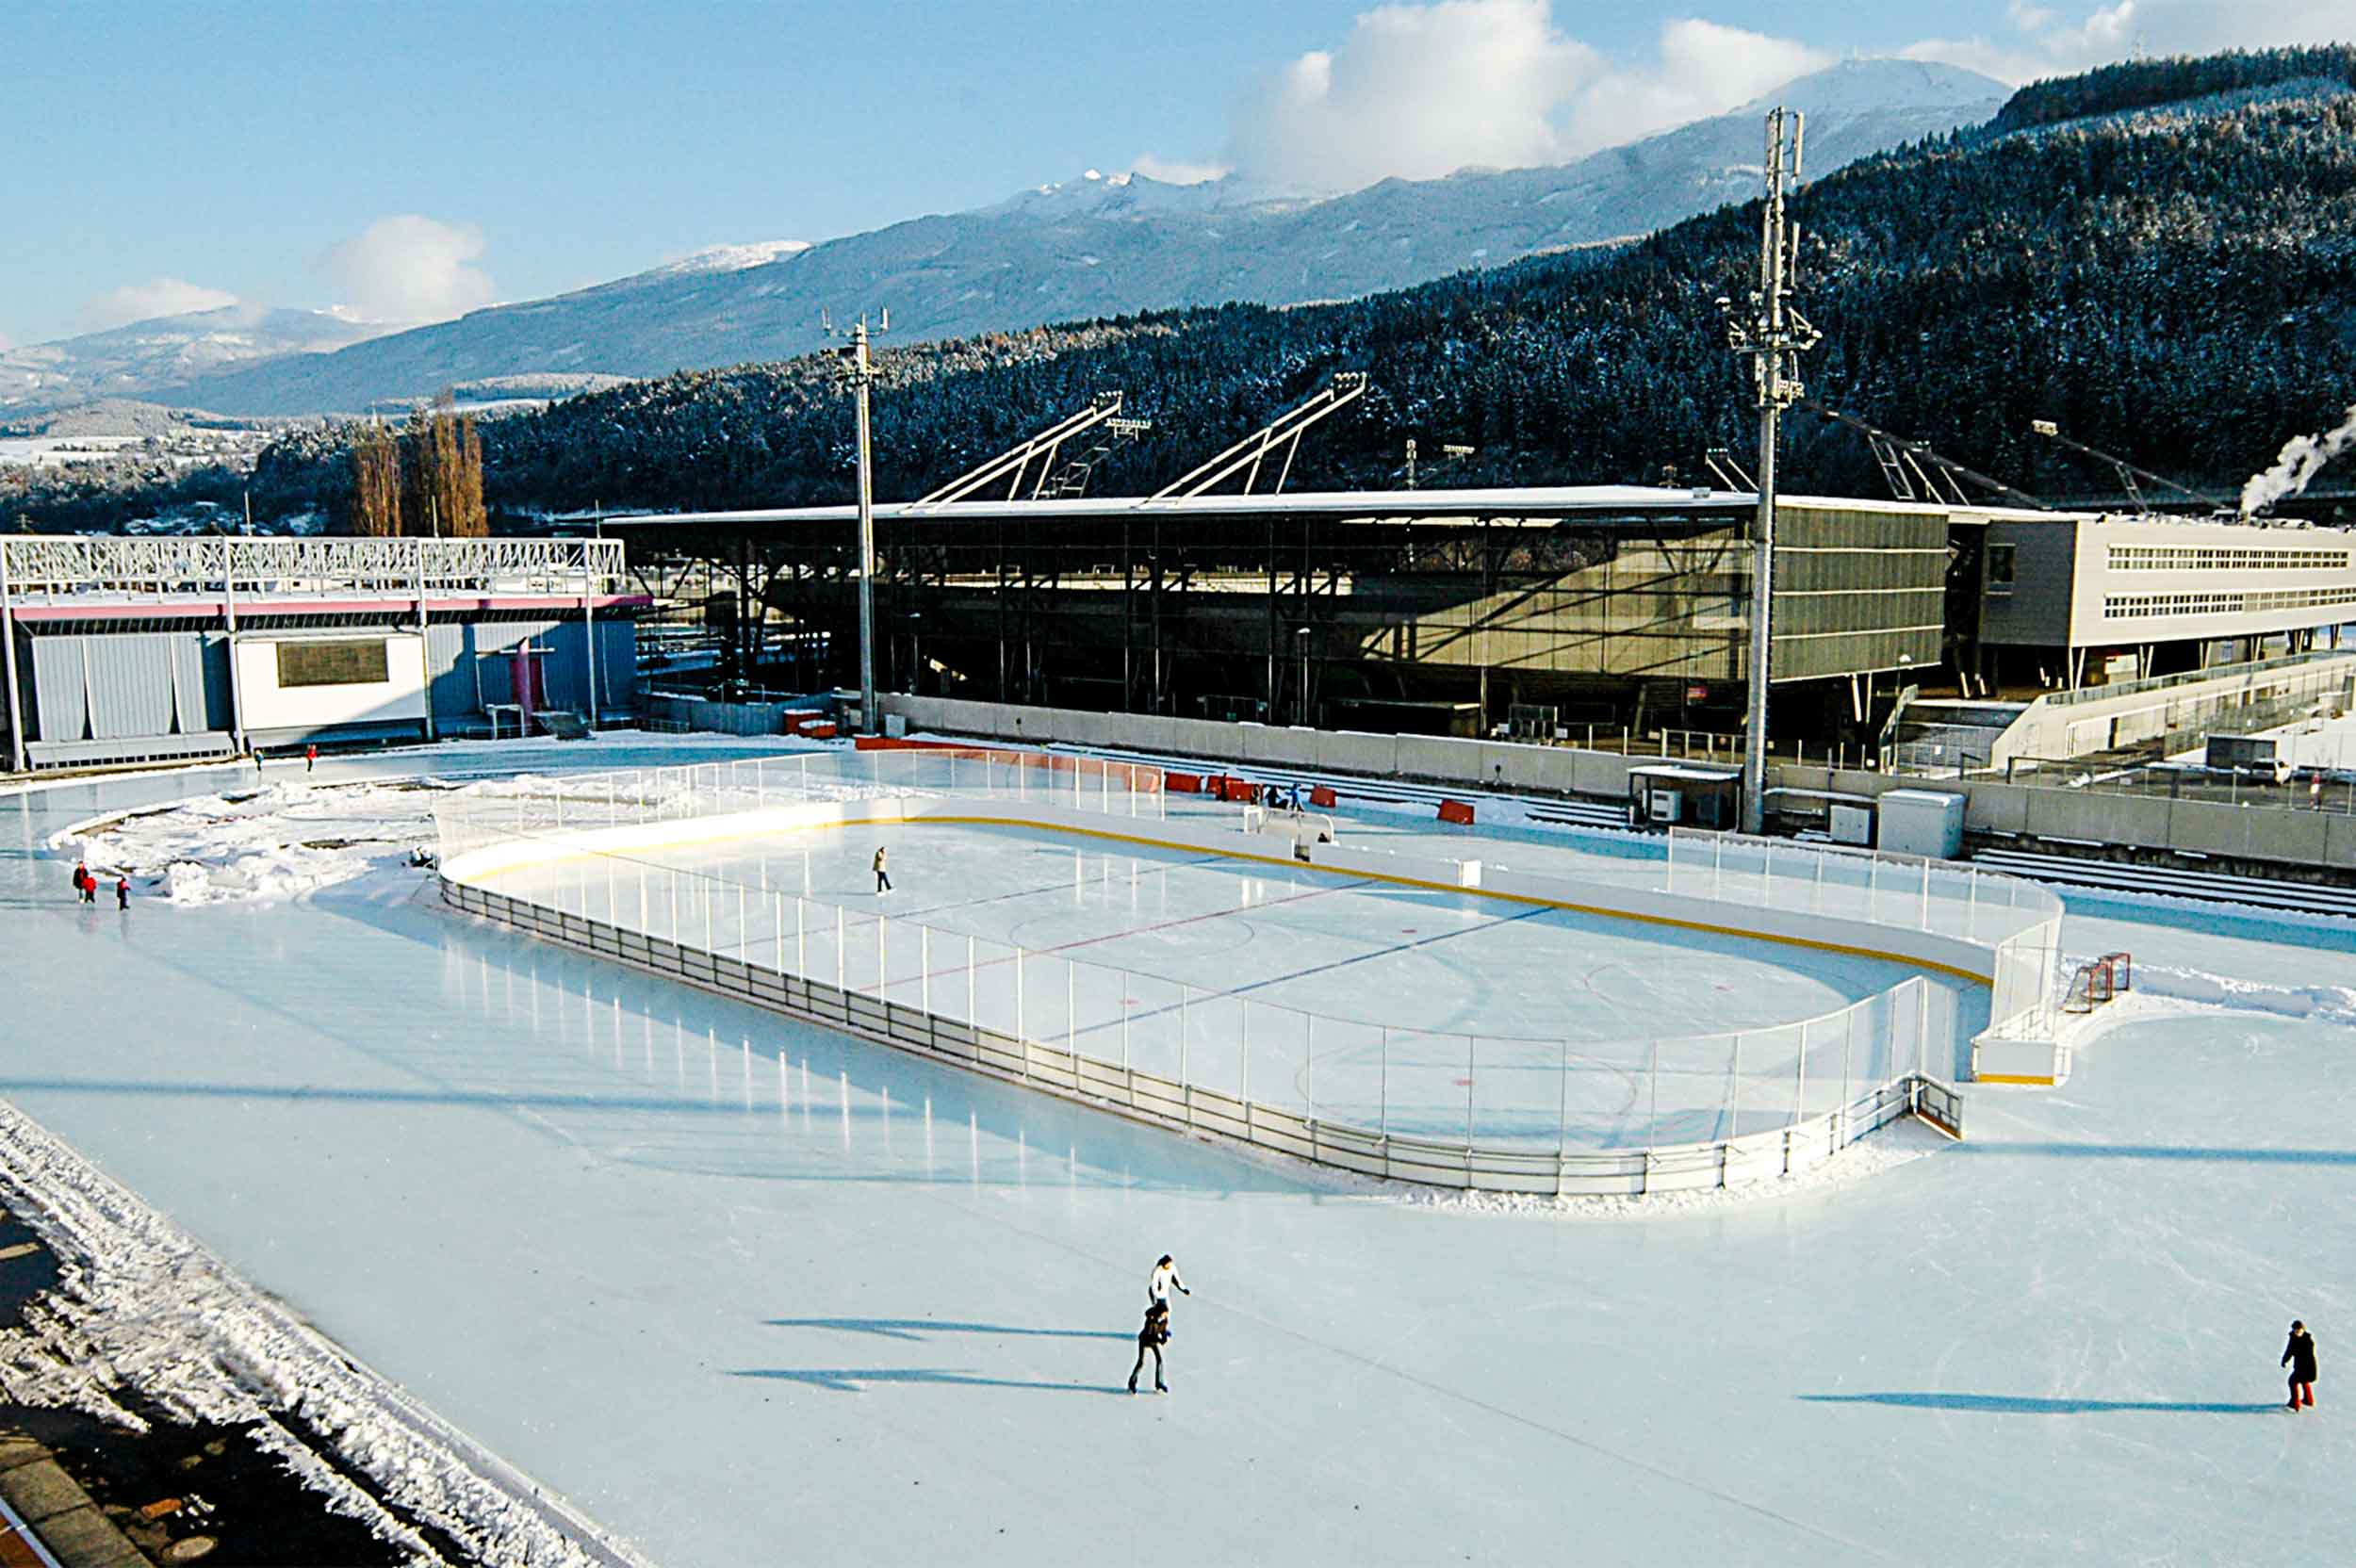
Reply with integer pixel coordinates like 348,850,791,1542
2062,951,2134,1014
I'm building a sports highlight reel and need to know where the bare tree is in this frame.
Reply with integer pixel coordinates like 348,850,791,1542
350,423,402,536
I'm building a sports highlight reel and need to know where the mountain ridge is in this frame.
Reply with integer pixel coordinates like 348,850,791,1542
134,57,2004,418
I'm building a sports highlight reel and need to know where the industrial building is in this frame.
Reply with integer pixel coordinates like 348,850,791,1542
607,483,2356,750
0,536,643,771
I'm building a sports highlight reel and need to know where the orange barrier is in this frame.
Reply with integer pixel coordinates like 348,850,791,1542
1219,776,1258,804
1437,800,1476,825
1309,785,1337,808
1166,772,1204,793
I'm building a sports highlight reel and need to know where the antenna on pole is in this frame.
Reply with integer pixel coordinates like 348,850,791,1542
826,308,891,732
1719,106,1822,835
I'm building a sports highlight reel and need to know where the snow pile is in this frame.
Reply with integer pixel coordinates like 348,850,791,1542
51,780,444,906
0,1096,651,1567
49,754,874,906
2119,962,2356,1028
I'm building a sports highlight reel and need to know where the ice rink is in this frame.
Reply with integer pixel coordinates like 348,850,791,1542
4,740,2353,1565
491,816,1936,1148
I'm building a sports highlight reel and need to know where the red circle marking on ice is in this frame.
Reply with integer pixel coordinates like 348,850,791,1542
1453,1077,1474,1086
1401,928,1419,934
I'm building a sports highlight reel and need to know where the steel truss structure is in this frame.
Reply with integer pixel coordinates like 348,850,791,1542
0,535,626,603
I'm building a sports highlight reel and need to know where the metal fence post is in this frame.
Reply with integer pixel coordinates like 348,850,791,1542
1648,1038,1660,1141
1304,1016,1314,1124
1464,1034,1476,1147
1795,1017,1810,1123
1728,1032,1742,1138
1179,985,1190,1114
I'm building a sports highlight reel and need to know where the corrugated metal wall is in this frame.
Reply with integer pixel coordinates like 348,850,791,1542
423,618,637,724
22,617,636,750
25,631,231,742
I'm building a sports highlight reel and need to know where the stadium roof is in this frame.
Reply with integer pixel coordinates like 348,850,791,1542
608,484,1766,531
604,486,2083,532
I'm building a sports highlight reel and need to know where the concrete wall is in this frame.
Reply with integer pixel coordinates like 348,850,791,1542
877,693,2356,874
1988,653,2356,768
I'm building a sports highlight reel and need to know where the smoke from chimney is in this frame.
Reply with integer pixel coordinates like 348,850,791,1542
2242,403,2356,516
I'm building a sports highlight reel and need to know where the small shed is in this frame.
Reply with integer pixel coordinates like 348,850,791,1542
1628,763,1742,830
1876,788,1967,859
1763,787,1879,846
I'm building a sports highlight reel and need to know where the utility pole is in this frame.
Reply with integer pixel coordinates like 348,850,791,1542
830,309,889,730
1720,106,1821,835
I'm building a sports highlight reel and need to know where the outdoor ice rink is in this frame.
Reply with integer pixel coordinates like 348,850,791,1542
5,739,2354,1566
493,816,1946,1148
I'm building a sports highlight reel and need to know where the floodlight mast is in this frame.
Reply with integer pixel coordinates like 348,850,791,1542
827,308,890,730
1719,107,1821,835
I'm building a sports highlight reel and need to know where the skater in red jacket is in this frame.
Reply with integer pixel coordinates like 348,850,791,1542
2284,1321,2318,1410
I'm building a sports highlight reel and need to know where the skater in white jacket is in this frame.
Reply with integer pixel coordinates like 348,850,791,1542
1146,1255,1190,1334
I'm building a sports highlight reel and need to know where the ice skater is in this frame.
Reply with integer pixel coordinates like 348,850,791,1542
2283,1320,2317,1410
74,862,95,905
114,874,129,911
305,743,319,774
1147,1254,1190,1335
873,845,892,894
1127,1299,1170,1395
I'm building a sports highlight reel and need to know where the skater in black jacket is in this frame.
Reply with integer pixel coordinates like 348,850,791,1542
1127,1300,1170,1395
2283,1320,2318,1410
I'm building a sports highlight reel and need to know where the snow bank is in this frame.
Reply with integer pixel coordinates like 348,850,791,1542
0,1096,652,1568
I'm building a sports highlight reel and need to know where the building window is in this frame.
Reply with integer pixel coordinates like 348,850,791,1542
276,639,391,688
1987,544,2017,594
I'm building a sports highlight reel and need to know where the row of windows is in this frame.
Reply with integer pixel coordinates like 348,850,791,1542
2107,545,2351,571
2103,585,2356,620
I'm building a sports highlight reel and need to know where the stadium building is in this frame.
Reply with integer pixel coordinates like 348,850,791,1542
0,535,643,771
608,487,2355,747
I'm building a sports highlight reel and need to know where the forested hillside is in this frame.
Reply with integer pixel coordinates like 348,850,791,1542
11,47,2356,533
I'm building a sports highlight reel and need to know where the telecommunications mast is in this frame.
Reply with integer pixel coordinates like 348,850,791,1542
826,307,891,731
1719,107,1821,835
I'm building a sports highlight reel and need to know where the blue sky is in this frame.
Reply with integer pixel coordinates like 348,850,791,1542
1,0,2327,348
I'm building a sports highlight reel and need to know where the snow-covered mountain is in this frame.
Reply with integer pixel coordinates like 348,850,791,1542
148,57,2005,417
0,303,385,414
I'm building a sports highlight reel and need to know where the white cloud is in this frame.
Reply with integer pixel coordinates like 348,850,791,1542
1128,153,1231,186
1226,0,1601,191
1216,2,1837,195
1904,0,2356,84
320,215,494,325
79,279,239,333
1562,21,1831,159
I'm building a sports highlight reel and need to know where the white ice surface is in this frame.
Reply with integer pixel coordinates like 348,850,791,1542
2,739,2352,1565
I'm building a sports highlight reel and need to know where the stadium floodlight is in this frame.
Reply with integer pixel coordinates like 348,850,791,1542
2026,417,2224,514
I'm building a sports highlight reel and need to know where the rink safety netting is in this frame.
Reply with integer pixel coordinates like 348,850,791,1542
432,749,2060,1195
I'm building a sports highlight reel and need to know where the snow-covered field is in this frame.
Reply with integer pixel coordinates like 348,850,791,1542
2,735,2352,1565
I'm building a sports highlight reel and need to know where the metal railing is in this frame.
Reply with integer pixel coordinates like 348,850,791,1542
432,750,1983,1195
